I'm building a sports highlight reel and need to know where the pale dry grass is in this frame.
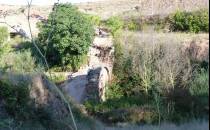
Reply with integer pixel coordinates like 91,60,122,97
114,31,209,92
77,0,209,19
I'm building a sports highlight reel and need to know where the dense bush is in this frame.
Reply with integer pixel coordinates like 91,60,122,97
169,9,209,33
86,14,101,26
105,82,124,99
117,9,208,33
0,27,9,56
0,50,38,73
104,16,124,36
49,73,66,85
0,80,31,120
190,69,209,96
0,27,8,44
38,4,94,71
113,32,192,94
126,20,140,31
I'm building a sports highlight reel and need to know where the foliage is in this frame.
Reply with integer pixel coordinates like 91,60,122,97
190,69,209,96
104,16,124,36
169,9,209,33
118,9,208,32
50,73,66,84
8,35,24,46
112,32,192,94
0,27,9,56
126,20,139,31
105,82,124,100
0,80,31,120
123,19,148,31
0,26,8,44
0,50,38,73
85,14,101,26
85,31,209,124
38,4,94,71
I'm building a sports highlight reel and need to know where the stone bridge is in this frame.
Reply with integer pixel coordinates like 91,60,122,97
63,34,114,103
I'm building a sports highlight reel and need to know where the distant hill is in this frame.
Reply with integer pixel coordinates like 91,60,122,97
77,0,209,19
0,0,209,35
0,5,52,36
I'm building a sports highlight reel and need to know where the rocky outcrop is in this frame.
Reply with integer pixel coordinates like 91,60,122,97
83,35,114,102
30,74,69,118
84,66,110,102
64,34,114,103
0,72,69,118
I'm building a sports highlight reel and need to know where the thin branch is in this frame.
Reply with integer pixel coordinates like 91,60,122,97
26,0,51,76
0,15,27,38
44,2,58,57
26,1,78,130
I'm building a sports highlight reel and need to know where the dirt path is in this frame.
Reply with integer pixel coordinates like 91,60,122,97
63,35,113,103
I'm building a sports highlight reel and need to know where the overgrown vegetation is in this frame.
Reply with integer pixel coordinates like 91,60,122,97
0,73,99,130
50,73,67,85
169,9,209,33
0,80,31,120
0,3,98,130
0,27,8,44
85,32,209,124
0,27,9,56
109,9,209,33
0,1,209,129
86,14,101,26
0,50,39,73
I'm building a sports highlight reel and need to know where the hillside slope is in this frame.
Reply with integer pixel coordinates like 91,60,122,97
77,0,209,19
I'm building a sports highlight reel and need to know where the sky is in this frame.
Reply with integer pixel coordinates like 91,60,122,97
0,0,101,5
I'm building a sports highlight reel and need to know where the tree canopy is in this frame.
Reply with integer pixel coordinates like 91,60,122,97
38,4,94,71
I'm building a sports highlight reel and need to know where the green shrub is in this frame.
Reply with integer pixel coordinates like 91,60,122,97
50,73,66,84
38,4,94,71
0,43,12,58
0,80,31,120
190,69,209,96
105,83,124,100
169,9,209,33
8,35,24,46
0,26,8,44
0,27,9,56
85,95,153,113
0,50,38,73
105,16,124,36
85,14,101,26
127,20,139,31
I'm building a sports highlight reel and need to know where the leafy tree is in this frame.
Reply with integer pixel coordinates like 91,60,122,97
38,4,94,71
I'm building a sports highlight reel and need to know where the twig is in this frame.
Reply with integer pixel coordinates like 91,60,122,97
26,0,51,77
44,2,59,57
26,1,78,130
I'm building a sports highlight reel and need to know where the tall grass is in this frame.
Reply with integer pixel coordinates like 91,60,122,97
85,31,209,124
